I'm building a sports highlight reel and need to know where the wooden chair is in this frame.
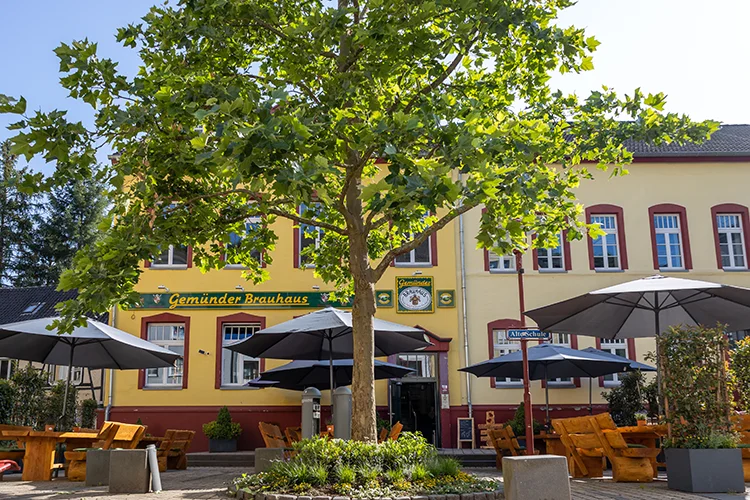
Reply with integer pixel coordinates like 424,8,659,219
165,430,194,470
156,431,176,473
0,425,32,463
733,414,750,481
110,423,146,449
284,427,302,445
488,426,537,469
258,422,288,448
378,428,388,443
386,422,403,441
63,422,120,482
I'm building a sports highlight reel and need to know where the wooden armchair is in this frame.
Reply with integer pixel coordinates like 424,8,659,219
487,426,537,470
733,414,750,481
0,424,32,463
166,430,194,470
110,423,146,449
552,415,607,479
284,427,302,445
258,422,289,448
64,422,120,482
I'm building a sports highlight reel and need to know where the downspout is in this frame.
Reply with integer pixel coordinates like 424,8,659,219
458,173,472,418
105,305,116,421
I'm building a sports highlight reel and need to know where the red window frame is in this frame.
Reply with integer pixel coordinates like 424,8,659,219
138,312,191,390
710,203,750,270
487,318,524,388
648,204,693,270
215,312,267,389
531,231,572,271
585,204,628,270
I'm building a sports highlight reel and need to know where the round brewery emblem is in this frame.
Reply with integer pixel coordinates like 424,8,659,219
398,286,432,311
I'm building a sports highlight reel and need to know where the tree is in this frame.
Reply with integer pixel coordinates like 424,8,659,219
15,177,107,286
0,140,38,286
0,0,715,441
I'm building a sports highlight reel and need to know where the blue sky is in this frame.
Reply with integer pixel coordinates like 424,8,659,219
1,0,748,172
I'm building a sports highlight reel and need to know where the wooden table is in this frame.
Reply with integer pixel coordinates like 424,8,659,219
536,432,567,456
618,425,667,477
3,430,99,481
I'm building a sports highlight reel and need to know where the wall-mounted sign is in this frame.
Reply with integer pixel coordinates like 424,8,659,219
507,329,551,341
396,276,434,314
436,290,455,308
133,290,393,310
376,290,394,308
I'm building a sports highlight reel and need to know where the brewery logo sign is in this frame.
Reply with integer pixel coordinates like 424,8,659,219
396,276,434,314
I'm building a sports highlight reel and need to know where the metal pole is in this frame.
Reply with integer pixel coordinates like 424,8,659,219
544,364,550,427
517,253,534,455
457,182,472,418
61,343,74,419
589,378,593,415
328,336,335,408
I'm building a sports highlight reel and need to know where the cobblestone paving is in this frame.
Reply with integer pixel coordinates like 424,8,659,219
0,467,746,500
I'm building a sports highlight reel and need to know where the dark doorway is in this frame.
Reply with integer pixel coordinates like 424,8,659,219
390,380,439,446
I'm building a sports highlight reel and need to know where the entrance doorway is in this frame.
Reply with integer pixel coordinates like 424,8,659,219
390,353,440,446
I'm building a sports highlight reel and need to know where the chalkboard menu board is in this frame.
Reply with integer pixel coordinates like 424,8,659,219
457,417,474,448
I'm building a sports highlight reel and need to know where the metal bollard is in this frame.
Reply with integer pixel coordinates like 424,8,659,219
302,387,322,438
332,386,352,440
146,444,162,492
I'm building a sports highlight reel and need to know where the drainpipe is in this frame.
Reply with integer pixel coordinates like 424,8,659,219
105,305,116,421
458,174,472,418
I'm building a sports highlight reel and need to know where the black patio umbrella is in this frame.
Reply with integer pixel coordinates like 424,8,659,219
245,359,415,391
0,317,180,418
460,344,630,424
580,347,656,414
227,307,431,394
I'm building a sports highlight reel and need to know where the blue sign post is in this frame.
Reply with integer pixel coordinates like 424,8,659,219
507,329,551,341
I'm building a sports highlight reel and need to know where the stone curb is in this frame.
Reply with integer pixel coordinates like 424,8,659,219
238,490,503,500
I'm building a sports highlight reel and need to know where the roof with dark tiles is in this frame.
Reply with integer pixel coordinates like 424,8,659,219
628,124,750,157
0,286,108,325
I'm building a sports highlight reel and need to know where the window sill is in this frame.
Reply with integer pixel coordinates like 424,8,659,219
394,263,434,268
538,269,567,274
494,384,524,389
141,386,184,390
547,383,576,388
602,382,621,388
722,268,750,272
219,386,260,390
593,268,625,273
224,265,249,270
149,265,188,270
658,268,689,273
489,270,516,275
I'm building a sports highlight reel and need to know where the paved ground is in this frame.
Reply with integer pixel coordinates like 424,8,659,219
0,467,747,499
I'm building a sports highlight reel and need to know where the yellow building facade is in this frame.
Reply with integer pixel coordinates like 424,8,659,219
107,125,750,450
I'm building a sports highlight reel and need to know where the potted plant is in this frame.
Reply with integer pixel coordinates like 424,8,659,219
505,402,543,447
203,406,242,452
634,413,647,427
656,325,744,493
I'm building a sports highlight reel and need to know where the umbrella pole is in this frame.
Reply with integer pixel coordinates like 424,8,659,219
61,345,74,421
328,336,335,410
589,378,593,415
544,365,550,428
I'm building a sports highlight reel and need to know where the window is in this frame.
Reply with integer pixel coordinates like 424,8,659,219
591,215,620,270
600,339,628,386
21,302,45,315
395,238,432,266
487,251,515,272
0,358,13,380
396,353,436,378
225,217,263,268
57,366,84,385
653,215,684,270
536,233,565,271
297,203,323,268
145,323,185,387
716,214,746,269
221,323,261,386
151,245,189,268
544,333,573,385
493,329,522,386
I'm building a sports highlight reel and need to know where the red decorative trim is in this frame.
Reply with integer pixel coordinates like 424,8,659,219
585,204,629,270
487,318,524,388
627,339,636,361
531,235,538,271
139,312,191,390
648,204,693,270
186,246,193,268
632,155,750,163
144,260,151,268
532,233,571,271
482,208,490,271
413,325,452,352
215,313,267,389
710,204,750,269
595,338,604,388
430,232,438,266
293,208,301,268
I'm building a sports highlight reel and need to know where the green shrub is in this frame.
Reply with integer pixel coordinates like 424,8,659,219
383,469,403,484
267,461,316,486
43,380,78,431
505,403,543,437
426,456,460,477
202,406,241,440
410,464,427,481
731,337,750,412
336,464,356,483
357,466,380,484
80,398,98,428
0,380,15,424
310,464,328,486
10,365,47,428
602,371,654,426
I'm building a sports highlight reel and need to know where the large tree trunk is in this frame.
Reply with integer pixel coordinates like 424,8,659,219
350,269,377,442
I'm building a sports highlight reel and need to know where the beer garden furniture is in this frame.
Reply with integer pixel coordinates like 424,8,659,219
63,421,121,481
487,426,537,469
733,414,750,481
2,429,101,481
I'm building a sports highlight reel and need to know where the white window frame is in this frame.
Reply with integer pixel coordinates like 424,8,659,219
0,358,13,380
544,333,574,386
716,214,747,270
600,339,628,387
299,204,323,268
221,323,262,387
654,214,684,270
488,250,515,273
396,353,435,378
394,237,432,267
225,216,263,269
57,366,84,385
591,215,621,270
537,233,565,271
145,323,185,388
493,329,522,387
151,244,189,269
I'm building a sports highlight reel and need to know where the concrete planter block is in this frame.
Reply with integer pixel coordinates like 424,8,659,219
665,448,745,493
412,496,428,500
255,448,286,473
332,496,350,500
255,494,266,500
459,494,475,500
297,496,312,500
265,494,280,500
279,495,297,500
312,496,331,500
502,455,570,500
85,449,111,487
108,449,150,494
444,494,460,500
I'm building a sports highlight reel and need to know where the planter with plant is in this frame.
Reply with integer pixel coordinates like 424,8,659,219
634,413,647,427
602,371,656,427
505,402,543,447
655,325,744,493
731,336,750,481
203,406,242,452
230,433,499,499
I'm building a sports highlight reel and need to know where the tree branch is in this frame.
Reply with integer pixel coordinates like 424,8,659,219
372,199,481,280
265,208,347,235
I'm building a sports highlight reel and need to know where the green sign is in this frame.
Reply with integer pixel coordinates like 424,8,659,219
376,290,394,308
396,276,434,314
436,290,455,308
133,290,395,310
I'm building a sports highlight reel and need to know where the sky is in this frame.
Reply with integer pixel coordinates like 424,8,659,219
1,0,749,172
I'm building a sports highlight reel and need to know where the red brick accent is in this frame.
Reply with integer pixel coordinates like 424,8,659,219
138,312,191,390
710,203,750,269
585,204,628,270
214,313,267,389
648,204,692,270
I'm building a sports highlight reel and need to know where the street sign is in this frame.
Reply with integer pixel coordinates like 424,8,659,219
507,329,551,340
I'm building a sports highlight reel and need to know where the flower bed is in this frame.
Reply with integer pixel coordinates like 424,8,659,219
230,434,500,500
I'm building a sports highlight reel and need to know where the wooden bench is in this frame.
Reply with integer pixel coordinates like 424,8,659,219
110,423,146,450
164,430,194,470
63,422,120,482
488,426,538,469
478,411,503,449
284,427,302,445
0,424,32,462
553,413,659,482
259,422,289,448
733,414,750,481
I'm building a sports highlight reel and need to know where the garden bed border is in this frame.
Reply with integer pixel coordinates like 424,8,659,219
234,490,505,500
